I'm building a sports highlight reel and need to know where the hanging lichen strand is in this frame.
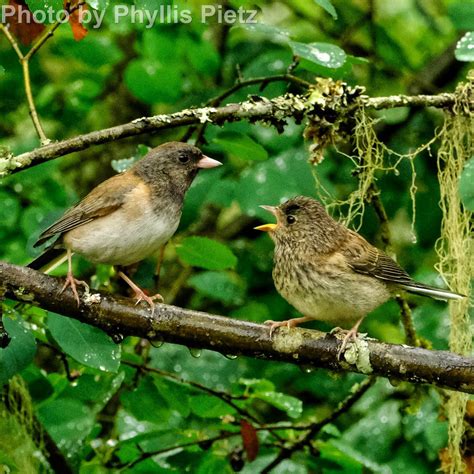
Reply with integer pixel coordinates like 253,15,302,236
0,376,47,472
436,74,473,474
329,106,431,234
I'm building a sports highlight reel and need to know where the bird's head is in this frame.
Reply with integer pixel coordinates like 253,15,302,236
134,142,222,193
255,196,342,251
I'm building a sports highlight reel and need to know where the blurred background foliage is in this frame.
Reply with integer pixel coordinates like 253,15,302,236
0,0,473,472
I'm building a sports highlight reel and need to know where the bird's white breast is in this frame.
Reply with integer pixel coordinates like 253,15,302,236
64,195,179,266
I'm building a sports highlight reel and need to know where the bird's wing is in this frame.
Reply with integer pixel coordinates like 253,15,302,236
341,230,414,286
34,172,139,247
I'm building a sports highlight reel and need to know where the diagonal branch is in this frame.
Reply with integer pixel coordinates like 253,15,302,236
1,92,460,176
1,262,473,394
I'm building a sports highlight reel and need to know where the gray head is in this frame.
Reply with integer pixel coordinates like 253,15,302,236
256,196,345,253
133,142,222,196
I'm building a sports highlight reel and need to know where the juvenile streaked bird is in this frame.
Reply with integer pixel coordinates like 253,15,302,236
30,142,222,308
255,196,464,353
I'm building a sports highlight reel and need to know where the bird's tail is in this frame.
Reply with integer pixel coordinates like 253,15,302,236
28,248,68,273
401,282,466,301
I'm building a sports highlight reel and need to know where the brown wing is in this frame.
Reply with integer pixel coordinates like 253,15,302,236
341,230,414,286
34,172,139,247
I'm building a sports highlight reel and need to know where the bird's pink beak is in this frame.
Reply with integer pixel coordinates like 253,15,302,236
255,205,279,232
197,155,222,169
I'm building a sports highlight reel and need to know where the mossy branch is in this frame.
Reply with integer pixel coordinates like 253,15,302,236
0,91,461,176
1,262,473,394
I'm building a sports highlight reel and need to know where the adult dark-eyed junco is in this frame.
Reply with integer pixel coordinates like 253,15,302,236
29,142,222,308
255,196,464,351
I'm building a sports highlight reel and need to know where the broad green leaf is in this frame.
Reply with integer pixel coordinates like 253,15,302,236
188,271,245,305
213,131,268,161
26,0,63,17
121,376,174,425
459,157,474,211
290,41,346,68
0,317,36,385
236,23,291,43
37,398,95,455
176,236,237,270
124,59,182,104
0,65,5,76
47,312,121,372
189,395,235,418
455,32,474,62
153,377,192,418
448,2,474,31
88,0,109,9
253,391,303,418
239,377,275,393
314,0,337,19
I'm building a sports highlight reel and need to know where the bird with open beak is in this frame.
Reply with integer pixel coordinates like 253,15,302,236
255,196,464,356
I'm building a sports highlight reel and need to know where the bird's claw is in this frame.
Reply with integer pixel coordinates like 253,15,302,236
59,272,89,307
335,327,360,360
264,319,296,338
133,289,164,317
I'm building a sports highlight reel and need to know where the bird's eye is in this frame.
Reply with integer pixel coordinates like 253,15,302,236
286,215,296,225
178,155,189,163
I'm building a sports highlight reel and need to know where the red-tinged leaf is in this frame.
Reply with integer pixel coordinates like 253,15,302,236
7,0,45,45
68,2,88,41
240,420,259,462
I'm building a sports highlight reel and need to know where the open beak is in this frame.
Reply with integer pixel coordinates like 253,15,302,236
254,205,278,232
197,155,222,169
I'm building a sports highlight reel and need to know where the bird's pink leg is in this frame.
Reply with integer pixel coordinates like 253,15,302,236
264,316,314,338
59,249,89,306
336,317,364,360
118,271,163,316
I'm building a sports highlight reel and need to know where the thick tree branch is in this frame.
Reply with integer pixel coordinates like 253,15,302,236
1,263,473,394
0,92,460,176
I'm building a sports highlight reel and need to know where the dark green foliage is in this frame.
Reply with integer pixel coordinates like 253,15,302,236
0,0,469,472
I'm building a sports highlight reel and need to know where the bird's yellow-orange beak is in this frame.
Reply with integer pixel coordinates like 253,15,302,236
254,205,278,232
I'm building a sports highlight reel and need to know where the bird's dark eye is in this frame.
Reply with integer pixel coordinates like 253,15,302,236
287,215,296,225
178,155,189,163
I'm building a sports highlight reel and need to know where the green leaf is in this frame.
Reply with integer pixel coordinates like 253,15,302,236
459,157,474,211
176,236,237,270
26,0,63,18
37,398,95,453
314,0,337,19
124,59,182,104
0,317,36,385
189,395,235,418
253,391,303,418
188,271,245,305
236,23,291,43
87,0,109,9
121,376,174,425
0,65,5,76
448,2,474,31
213,131,268,161
47,312,121,372
290,41,346,68
455,32,474,62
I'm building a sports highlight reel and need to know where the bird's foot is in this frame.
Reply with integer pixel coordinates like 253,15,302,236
264,316,313,338
333,318,364,360
60,272,89,306
118,271,163,317
133,288,164,316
